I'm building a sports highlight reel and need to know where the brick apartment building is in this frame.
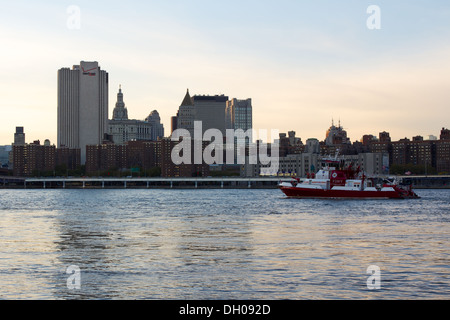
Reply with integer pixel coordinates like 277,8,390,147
369,128,450,174
85,138,209,177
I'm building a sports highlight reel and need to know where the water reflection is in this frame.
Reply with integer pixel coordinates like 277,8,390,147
0,189,448,299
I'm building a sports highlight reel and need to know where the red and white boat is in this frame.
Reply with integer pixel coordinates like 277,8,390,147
279,158,420,200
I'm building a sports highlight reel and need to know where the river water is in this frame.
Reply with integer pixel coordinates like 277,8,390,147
0,188,448,300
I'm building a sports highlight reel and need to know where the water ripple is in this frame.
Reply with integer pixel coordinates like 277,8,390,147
0,188,448,299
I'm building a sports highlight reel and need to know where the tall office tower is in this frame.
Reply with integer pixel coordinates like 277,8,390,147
226,99,253,163
193,94,228,136
177,89,195,136
226,98,252,132
58,61,109,164
145,110,165,141
14,127,26,146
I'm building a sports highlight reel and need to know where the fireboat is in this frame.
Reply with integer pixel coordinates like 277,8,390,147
279,155,420,200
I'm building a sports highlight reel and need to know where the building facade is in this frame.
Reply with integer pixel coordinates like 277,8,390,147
14,127,26,146
0,146,12,168
368,129,450,174
85,138,209,178
325,120,350,146
251,152,388,178
160,138,210,178
13,140,56,177
436,141,450,173
176,89,195,136
86,143,127,175
108,87,164,144
145,110,165,141
226,98,252,132
56,147,81,172
175,90,228,137
278,131,304,157
225,98,253,164
192,94,228,135
58,61,109,164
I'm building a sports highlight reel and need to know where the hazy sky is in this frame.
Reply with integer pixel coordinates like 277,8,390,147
1,0,449,145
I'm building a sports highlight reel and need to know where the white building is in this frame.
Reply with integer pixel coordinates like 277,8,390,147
58,61,109,164
108,86,164,144
243,152,389,178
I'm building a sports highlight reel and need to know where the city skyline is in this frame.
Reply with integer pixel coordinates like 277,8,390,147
1,1,450,145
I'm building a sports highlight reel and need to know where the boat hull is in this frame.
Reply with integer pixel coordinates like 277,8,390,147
280,186,414,199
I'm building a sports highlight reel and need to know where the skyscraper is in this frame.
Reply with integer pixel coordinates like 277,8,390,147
58,61,109,164
226,98,252,133
226,98,253,163
14,127,26,146
171,113,178,135
145,110,165,140
176,90,229,136
177,89,195,136
193,94,227,135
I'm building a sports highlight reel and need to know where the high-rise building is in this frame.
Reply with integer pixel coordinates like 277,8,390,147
193,94,228,135
176,90,228,137
171,114,178,135
14,127,26,146
56,147,81,172
145,110,165,141
361,134,377,146
440,127,450,140
58,61,109,164
226,98,252,132
85,143,127,175
379,131,391,143
436,140,450,173
325,120,350,146
10,127,26,170
0,146,12,167
160,138,210,178
305,138,320,154
13,140,56,177
277,132,304,157
176,89,195,136
225,98,253,163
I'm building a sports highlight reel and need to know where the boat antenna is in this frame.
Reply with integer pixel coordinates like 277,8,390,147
334,148,340,160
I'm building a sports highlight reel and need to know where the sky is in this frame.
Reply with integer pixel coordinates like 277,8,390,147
1,0,450,145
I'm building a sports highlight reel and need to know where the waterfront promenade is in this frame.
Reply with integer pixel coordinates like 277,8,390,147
0,176,282,189
1,175,450,189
